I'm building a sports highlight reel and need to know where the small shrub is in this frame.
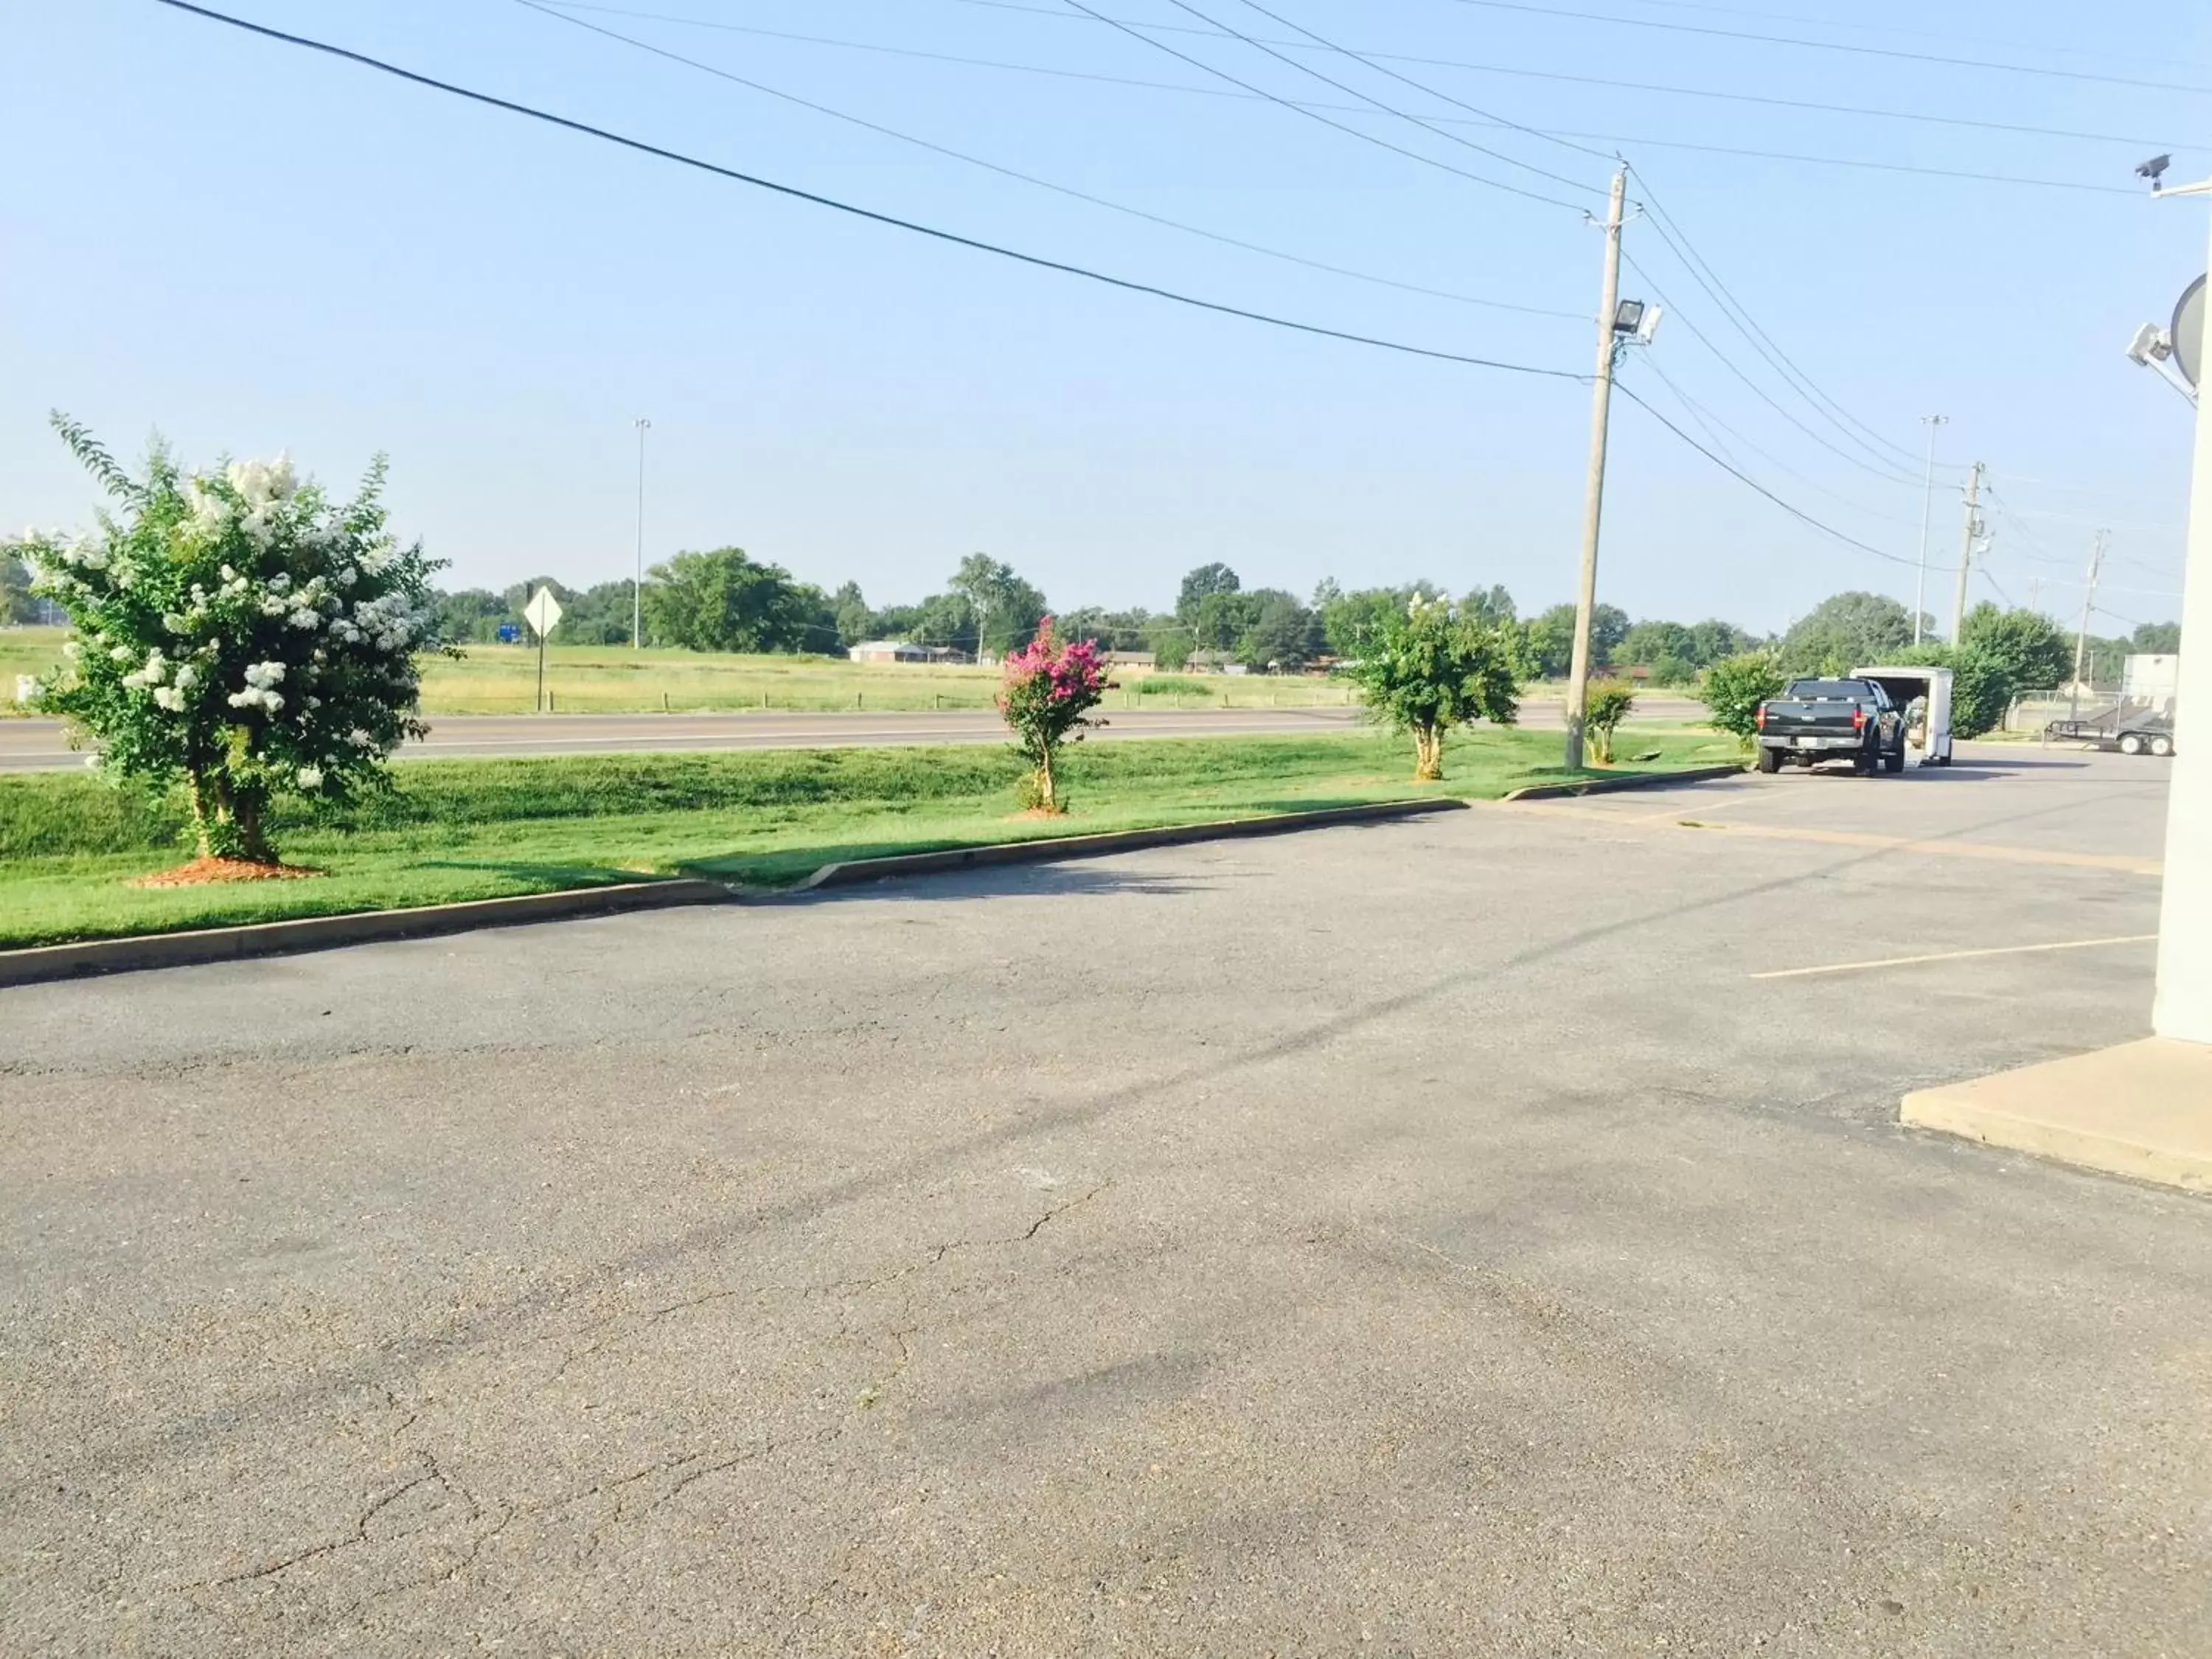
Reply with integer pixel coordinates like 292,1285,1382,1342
996,616,1111,813
1341,594,1517,781
1700,652,1786,751
1135,675,1208,696
1583,681,1635,765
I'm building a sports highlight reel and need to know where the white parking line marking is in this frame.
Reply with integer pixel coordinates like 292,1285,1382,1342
1751,934,2157,981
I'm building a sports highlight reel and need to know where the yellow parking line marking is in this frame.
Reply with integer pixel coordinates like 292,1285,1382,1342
1751,935,2157,981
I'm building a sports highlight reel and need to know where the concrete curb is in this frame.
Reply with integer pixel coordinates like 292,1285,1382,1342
0,879,734,990
4,773,1731,988
795,796,1469,891
1501,762,1745,802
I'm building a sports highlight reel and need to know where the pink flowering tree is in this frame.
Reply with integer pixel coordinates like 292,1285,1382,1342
995,617,1111,813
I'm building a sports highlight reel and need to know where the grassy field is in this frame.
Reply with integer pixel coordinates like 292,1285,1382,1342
2,630,1354,714
0,728,1740,947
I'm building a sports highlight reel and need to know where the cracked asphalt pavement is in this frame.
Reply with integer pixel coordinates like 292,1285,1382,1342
4,746,2208,1655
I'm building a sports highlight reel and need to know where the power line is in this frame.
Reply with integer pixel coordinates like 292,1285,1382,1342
151,0,1587,380
1638,358,1921,528
576,0,2191,150
1613,380,1917,568
1182,0,1613,165
512,0,1585,319
1630,167,1922,471
1619,250,1920,489
1147,0,1608,185
1437,0,2212,96
1055,0,1590,210
530,6,2162,196
1538,0,2206,72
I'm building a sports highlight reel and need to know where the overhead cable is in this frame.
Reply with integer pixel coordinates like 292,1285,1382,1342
512,0,1585,319
526,7,2157,195
1055,0,1590,210
1613,381,1917,568
1437,0,2212,96
560,1,2190,151
1630,168,1923,470
150,0,1585,380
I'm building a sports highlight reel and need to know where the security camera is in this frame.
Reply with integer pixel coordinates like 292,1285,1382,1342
2127,322,2173,366
2138,153,2171,184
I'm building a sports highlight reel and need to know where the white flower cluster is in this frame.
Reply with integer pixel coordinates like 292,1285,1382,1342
226,659,287,714
183,455,299,549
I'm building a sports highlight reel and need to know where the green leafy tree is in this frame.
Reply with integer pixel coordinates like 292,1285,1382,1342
556,580,641,647
871,601,924,641
641,547,827,653
2130,620,2182,655
1461,582,1517,628
1175,562,1240,622
1687,618,1758,666
1959,602,2071,693
1888,637,2017,739
832,580,874,648
1343,594,1519,781
950,553,1048,658
1321,582,1444,658
1148,620,1193,670
1700,650,1786,750
1583,681,1636,765
14,416,443,863
1778,591,1919,673
1192,588,1263,653
1239,590,1322,670
2,553,42,624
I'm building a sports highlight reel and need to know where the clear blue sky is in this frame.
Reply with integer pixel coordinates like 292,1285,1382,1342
3,0,2205,633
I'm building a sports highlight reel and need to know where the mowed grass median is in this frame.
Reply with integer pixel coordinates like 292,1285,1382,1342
0,728,1740,948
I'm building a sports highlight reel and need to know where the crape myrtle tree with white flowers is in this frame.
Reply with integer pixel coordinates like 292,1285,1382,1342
13,415,444,866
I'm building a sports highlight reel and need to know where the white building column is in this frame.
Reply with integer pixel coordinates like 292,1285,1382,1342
2152,210,2212,1046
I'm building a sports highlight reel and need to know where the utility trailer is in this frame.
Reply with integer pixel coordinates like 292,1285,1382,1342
2045,710,2176,757
2045,653,2179,757
1854,666,1955,766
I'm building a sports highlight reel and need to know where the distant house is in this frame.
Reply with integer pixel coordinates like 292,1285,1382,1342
1185,651,1250,675
847,640,936,664
1105,651,1156,672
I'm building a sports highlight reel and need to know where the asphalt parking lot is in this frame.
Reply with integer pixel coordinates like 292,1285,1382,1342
3,744,2203,1656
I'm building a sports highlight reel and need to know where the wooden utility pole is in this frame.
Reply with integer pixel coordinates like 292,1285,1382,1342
2069,529,2107,720
1949,461,1984,641
1564,166,1628,772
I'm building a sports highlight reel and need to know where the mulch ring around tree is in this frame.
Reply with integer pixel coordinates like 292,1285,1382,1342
130,858,325,888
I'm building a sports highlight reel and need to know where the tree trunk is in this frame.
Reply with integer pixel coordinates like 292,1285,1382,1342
1413,725,1444,782
1036,745,1060,813
189,768,276,863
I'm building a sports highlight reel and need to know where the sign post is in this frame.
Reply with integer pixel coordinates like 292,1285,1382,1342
524,585,563,712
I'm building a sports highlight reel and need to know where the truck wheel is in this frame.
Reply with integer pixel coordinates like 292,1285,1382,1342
1883,748,1905,773
2120,733,2145,756
1756,747,1781,774
2151,734,2174,758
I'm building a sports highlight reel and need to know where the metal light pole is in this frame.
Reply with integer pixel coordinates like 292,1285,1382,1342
1564,166,1629,773
632,417,651,650
1913,414,1947,643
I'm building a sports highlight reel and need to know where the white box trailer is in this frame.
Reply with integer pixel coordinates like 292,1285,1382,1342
1855,666,1955,766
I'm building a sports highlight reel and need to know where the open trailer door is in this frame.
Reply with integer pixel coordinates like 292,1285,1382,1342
1857,666,1954,766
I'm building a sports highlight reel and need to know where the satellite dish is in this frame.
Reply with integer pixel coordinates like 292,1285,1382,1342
2174,273,2205,389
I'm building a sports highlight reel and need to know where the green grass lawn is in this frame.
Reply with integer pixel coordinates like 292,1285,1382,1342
0,728,1740,947
1,629,1360,716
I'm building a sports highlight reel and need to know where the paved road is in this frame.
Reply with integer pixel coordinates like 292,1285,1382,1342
4,750,2197,1655
0,697,1707,771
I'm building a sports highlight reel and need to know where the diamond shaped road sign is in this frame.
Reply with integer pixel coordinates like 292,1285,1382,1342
524,585,564,639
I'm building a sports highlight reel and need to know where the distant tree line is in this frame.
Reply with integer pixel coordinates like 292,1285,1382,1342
305,549,2184,686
